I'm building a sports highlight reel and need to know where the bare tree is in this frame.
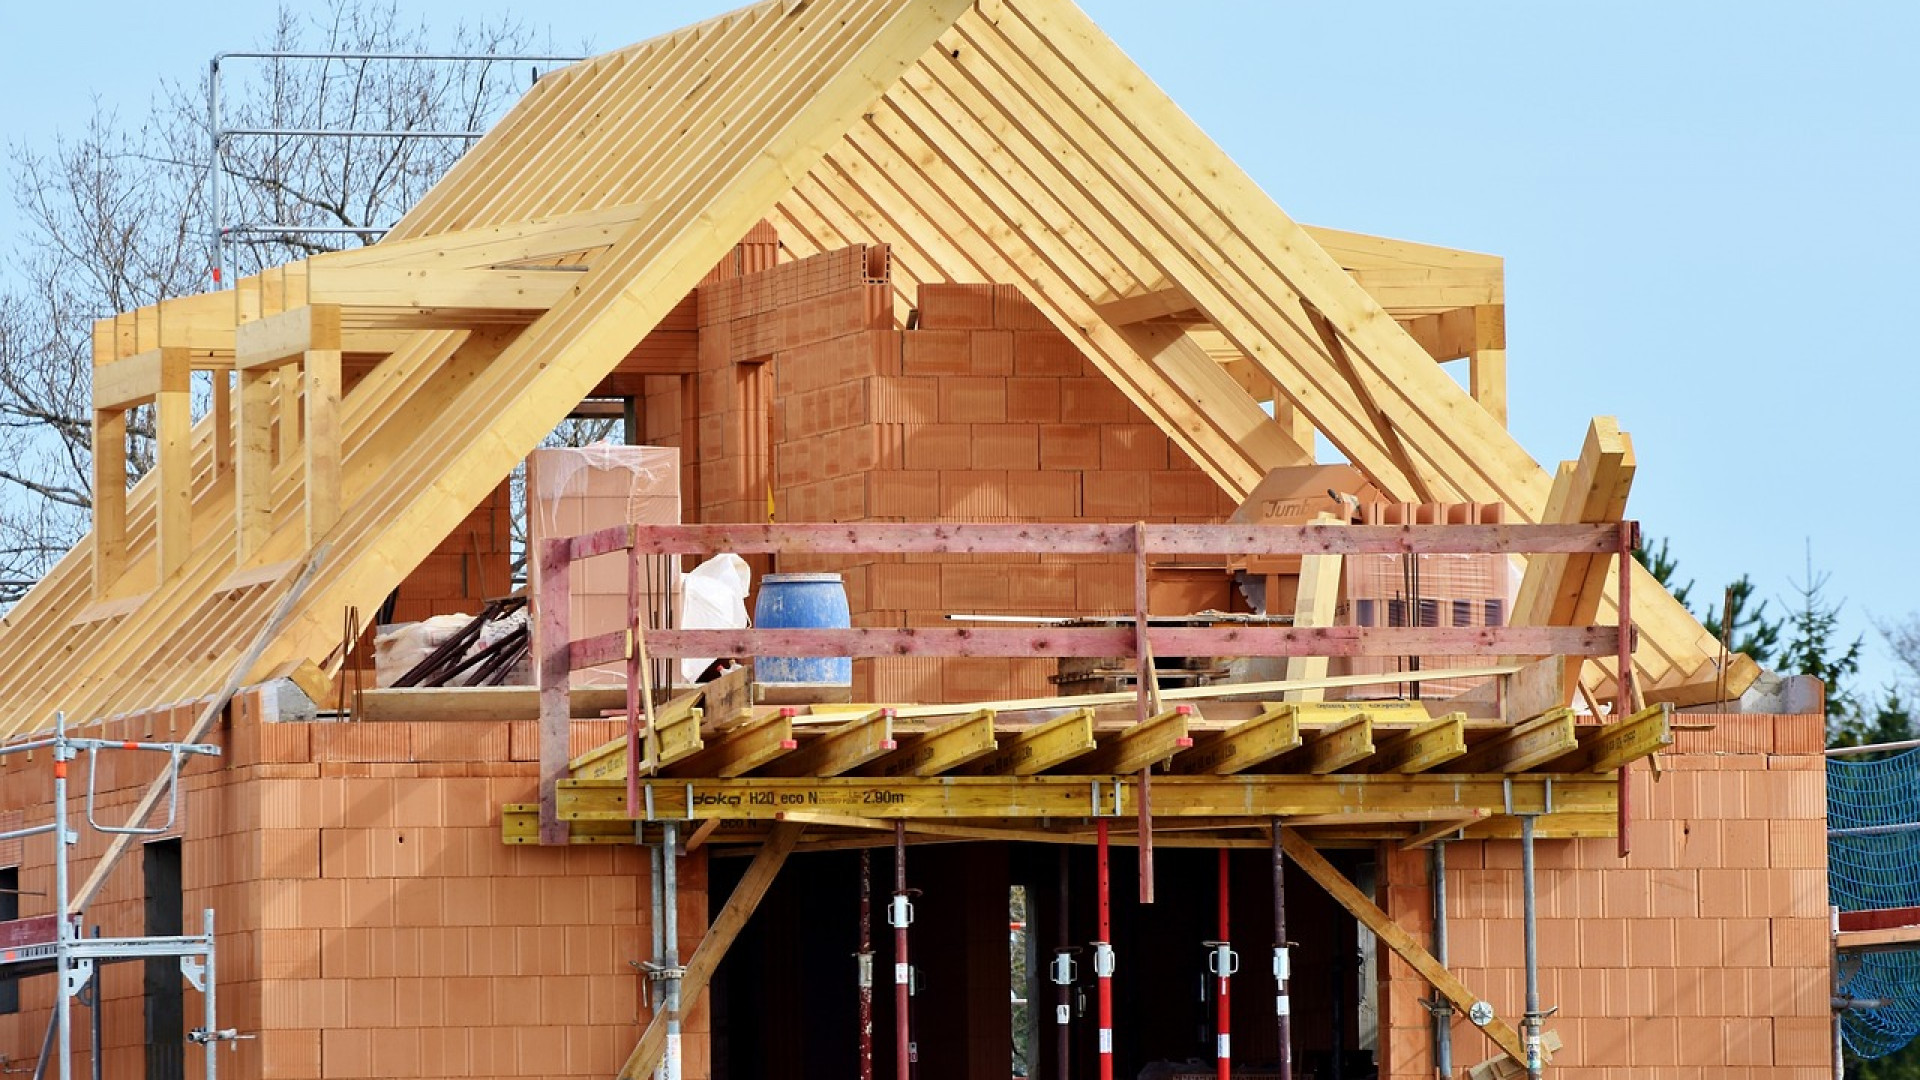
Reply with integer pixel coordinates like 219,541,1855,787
0,0,542,605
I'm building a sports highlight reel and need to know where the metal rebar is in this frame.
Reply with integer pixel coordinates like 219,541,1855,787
1271,820,1291,1080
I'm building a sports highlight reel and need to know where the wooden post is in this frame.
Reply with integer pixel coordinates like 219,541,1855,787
154,348,193,578
537,537,572,845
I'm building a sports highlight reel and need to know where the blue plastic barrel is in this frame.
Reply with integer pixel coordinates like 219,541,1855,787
753,573,853,686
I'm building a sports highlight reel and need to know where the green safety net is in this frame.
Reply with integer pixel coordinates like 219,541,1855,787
1830,747,1920,1059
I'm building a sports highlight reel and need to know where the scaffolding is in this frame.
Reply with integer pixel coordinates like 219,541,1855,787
0,714,231,1080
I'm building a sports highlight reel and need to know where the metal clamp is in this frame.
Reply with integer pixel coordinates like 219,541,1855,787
1092,941,1115,978
181,956,207,993
1050,949,1079,986
888,894,914,928
1272,945,1290,982
189,1029,256,1052
1205,941,1239,977
638,961,688,982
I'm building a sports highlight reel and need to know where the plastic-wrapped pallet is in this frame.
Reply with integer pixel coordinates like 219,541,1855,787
526,444,682,687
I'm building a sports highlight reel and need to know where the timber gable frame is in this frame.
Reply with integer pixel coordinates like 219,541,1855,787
0,0,1753,738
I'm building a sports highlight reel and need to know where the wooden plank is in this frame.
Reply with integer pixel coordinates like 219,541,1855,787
1401,812,1492,849
234,304,342,369
1076,706,1192,775
1450,709,1579,774
560,773,1612,822
646,625,1616,660
1283,513,1343,700
1443,655,1571,724
615,822,805,1080
536,539,571,845
1368,713,1468,774
1174,704,1299,775
863,708,997,777
306,266,579,310
962,707,1097,775
356,685,631,722
1278,712,1373,774
1095,283,1197,325
624,522,1623,557
1278,828,1526,1066
891,666,1522,720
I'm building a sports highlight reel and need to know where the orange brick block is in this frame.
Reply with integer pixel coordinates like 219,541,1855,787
1038,425,1100,470
1100,423,1169,470
939,469,1013,517
970,330,1014,376
1012,329,1086,376
1083,470,1154,519
940,377,1008,423
1004,472,1080,520
971,424,1039,471
993,284,1052,330
1006,376,1061,423
917,283,996,329
902,424,972,471
868,470,941,518
901,330,973,375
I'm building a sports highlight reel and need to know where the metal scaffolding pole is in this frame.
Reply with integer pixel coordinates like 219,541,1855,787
859,850,874,1080
1430,842,1453,1079
892,822,914,1080
663,822,683,1080
1270,821,1292,1080
1053,850,1074,1080
1520,816,1543,1080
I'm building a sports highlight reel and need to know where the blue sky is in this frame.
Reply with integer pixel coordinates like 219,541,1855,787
4,1,1913,697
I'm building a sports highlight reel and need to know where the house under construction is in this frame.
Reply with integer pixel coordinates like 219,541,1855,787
0,0,1889,1078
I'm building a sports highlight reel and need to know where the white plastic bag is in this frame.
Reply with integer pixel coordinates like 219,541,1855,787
678,554,752,683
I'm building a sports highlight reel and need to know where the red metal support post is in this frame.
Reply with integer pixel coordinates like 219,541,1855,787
1213,849,1234,1080
1054,849,1073,1080
1096,818,1115,1080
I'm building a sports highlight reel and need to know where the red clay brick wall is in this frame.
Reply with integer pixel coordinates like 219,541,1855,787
686,252,1238,703
1378,712,1829,1078
0,692,702,1080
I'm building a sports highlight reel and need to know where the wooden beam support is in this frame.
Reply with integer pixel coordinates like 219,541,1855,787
864,708,997,777
153,347,193,579
1549,703,1672,774
1283,513,1343,700
303,341,342,543
1278,828,1527,1066
1095,283,1199,325
1077,706,1193,775
234,304,342,370
1450,709,1579,774
1368,713,1468,774
963,708,1097,775
235,367,276,561
615,822,805,1080
90,406,128,596
91,348,167,411
664,711,797,779
1175,703,1299,775
1470,305,1507,427
1278,712,1374,774
759,708,896,778
305,266,580,310
561,773,1609,823
1400,811,1492,849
